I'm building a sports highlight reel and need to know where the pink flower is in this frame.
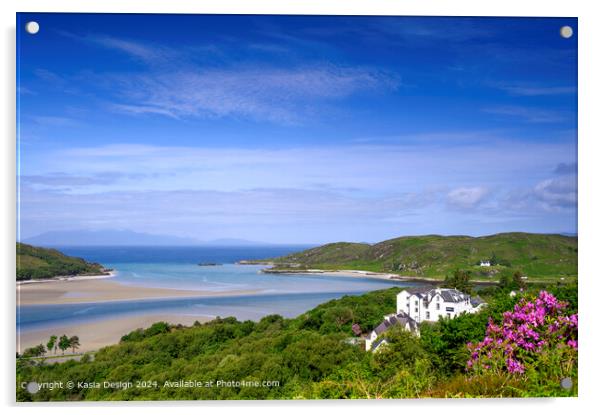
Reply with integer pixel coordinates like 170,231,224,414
467,291,577,375
506,358,525,374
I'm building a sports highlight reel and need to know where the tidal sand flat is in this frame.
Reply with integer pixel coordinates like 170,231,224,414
18,313,213,354
17,278,261,306
16,247,417,355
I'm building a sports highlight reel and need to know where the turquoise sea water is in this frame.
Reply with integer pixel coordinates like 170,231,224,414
18,246,422,332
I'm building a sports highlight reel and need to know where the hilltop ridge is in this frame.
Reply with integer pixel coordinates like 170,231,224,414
254,232,577,281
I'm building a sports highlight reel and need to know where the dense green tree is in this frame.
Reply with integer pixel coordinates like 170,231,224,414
22,344,46,358
69,336,80,353
443,269,473,294
499,270,527,290
46,335,57,355
512,271,527,290
58,335,70,355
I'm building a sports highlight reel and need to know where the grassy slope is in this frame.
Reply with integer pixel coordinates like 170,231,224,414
16,243,106,281
269,233,577,280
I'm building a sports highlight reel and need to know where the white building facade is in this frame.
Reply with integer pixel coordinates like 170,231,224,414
397,288,485,323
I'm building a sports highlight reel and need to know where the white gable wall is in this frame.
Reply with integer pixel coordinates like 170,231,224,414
396,289,479,323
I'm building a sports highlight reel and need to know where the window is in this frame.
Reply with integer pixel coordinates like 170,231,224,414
436,303,440,310
446,307,455,312
415,307,418,313
415,300,418,306
426,312,430,319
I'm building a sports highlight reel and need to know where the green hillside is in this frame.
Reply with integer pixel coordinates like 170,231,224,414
266,233,577,281
16,243,108,281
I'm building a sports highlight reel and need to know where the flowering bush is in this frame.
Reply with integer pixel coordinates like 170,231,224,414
467,291,578,375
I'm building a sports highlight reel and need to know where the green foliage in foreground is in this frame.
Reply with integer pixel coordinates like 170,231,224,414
16,284,577,401
266,232,577,280
16,243,107,281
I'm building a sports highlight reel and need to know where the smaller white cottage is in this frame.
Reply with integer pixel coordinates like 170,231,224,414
480,260,491,267
364,312,419,352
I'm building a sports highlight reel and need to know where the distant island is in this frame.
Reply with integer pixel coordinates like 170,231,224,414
16,243,111,281
197,262,222,266
242,232,577,282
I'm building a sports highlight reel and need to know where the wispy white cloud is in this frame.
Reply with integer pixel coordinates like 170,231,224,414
59,32,180,65
17,86,36,96
87,34,175,62
482,105,568,123
109,103,180,119
499,174,577,213
447,186,489,210
497,84,576,96
533,176,577,210
376,17,495,43
33,68,66,85
107,65,399,124
32,68,81,95
21,172,150,187
61,32,399,124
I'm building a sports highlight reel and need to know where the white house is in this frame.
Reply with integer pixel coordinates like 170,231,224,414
365,287,486,351
397,287,485,323
480,260,491,267
364,312,419,352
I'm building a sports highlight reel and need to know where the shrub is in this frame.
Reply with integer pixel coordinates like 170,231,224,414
467,291,577,376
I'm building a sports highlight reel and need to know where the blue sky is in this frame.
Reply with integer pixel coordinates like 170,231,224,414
17,14,577,244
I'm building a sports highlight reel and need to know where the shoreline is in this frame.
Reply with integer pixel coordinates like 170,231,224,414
17,277,262,306
17,313,214,354
264,268,404,279
261,268,500,286
16,270,118,286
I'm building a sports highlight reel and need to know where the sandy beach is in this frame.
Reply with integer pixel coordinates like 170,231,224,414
18,313,213,354
16,271,118,285
262,268,409,280
261,268,497,285
17,278,260,306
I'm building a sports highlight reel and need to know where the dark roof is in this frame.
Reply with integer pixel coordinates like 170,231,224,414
372,312,418,336
470,296,485,307
405,287,433,295
403,287,470,304
371,337,388,351
438,289,469,303
373,319,393,335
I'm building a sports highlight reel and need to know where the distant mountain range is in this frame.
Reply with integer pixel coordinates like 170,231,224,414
22,230,273,247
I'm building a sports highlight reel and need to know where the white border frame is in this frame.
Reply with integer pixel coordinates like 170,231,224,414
2,1,600,413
